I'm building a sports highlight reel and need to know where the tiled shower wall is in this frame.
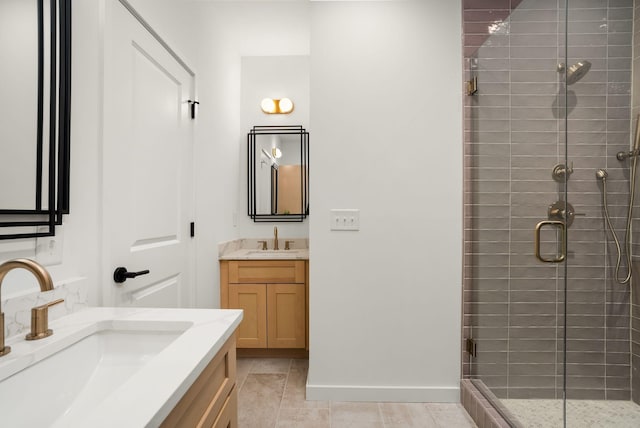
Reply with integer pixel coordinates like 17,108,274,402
463,0,634,400
632,0,640,405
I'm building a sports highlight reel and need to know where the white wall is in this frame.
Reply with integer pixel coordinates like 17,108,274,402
307,0,463,402
192,2,311,306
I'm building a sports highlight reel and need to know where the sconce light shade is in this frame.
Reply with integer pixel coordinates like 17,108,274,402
278,98,294,113
261,98,277,114
261,97,294,114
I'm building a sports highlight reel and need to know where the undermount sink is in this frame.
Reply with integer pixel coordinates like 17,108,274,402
244,249,306,259
0,320,188,427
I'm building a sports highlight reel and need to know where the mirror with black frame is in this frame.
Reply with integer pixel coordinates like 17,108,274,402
0,0,71,239
248,126,309,222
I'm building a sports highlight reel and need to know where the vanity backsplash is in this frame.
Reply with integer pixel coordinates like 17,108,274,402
2,277,88,338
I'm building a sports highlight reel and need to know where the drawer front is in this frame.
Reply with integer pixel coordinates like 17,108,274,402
228,260,305,284
211,385,237,428
161,335,237,428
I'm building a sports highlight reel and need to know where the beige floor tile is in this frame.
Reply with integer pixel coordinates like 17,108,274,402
291,358,309,369
236,357,256,390
380,402,439,427
280,366,329,409
426,403,477,428
250,358,292,374
236,358,475,428
275,408,330,428
238,373,287,428
331,420,385,428
331,402,384,424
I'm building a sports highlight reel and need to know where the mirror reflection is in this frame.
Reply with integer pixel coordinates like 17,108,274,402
0,0,40,209
248,126,309,222
0,0,71,239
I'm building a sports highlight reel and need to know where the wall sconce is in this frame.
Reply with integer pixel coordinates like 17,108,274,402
261,98,294,114
272,147,282,159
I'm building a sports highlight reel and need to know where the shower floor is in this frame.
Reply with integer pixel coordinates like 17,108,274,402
501,399,640,428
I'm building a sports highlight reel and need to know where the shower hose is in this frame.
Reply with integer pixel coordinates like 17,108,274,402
600,116,640,284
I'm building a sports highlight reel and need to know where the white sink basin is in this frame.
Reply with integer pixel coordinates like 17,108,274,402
0,324,184,426
0,307,243,428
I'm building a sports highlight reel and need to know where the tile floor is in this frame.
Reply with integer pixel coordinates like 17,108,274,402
236,358,478,428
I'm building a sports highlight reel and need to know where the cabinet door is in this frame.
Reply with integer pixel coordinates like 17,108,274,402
229,284,267,348
267,284,306,349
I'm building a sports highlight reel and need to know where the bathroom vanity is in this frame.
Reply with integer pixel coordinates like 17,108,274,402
0,307,242,428
161,332,237,428
219,244,309,357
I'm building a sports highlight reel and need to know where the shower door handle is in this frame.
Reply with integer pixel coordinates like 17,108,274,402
534,220,566,263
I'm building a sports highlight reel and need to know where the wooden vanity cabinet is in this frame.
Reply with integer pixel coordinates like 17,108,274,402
161,333,237,428
220,260,307,351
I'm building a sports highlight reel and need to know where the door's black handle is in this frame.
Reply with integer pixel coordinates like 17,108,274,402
113,267,150,283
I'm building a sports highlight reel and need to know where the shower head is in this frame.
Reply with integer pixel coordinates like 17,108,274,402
566,60,591,85
596,169,608,181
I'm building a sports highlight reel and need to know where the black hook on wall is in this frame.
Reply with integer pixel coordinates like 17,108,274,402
187,100,199,119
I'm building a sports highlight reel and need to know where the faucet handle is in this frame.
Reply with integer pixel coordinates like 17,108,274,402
285,240,294,250
26,298,64,341
258,240,268,250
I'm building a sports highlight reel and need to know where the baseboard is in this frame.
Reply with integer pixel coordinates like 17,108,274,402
305,383,460,403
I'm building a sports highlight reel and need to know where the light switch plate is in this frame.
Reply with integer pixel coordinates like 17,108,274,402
330,209,360,231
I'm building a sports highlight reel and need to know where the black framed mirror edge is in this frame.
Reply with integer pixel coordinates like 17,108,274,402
0,0,71,240
248,125,309,223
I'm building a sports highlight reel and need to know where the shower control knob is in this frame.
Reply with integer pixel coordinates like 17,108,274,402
552,163,573,182
548,201,583,228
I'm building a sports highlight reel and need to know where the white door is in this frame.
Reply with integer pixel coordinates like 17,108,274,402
102,0,194,307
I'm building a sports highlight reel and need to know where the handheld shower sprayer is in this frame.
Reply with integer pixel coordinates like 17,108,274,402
600,113,640,285
595,169,608,181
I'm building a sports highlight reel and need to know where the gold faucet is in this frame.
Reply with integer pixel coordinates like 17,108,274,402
0,259,54,356
274,226,279,250
26,298,64,340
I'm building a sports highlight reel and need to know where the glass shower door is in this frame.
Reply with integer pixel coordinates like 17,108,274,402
463,0,637,426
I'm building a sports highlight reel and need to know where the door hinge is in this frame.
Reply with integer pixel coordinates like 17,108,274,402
466,76,478,96
466,338,477,358
190,222,195,237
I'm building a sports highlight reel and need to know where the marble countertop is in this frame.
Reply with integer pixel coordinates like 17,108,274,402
219,248,309,260
0,307,242,428
218,238,309,260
